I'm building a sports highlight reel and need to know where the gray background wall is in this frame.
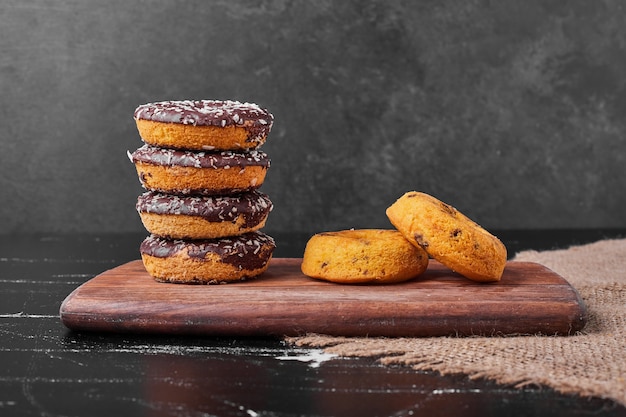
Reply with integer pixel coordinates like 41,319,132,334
1,0,625,235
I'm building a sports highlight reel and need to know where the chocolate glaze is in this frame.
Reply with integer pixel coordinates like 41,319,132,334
133,100,273,144
140,232,276,270
129,145,270,169
136,190,273,228
143,185,263,196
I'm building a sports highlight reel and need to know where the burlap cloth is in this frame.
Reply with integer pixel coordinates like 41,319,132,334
287,239,626,405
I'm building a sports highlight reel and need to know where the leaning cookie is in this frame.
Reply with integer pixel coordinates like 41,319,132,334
134,100,273,151
301,229,429,284
129,145,270,195
140,232,275,284
386,191,507,282
136,190,273,240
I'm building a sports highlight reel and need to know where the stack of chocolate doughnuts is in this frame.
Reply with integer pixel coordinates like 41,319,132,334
128,100,276,284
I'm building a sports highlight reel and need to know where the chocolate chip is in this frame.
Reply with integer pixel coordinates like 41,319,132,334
440,202,457,216
414,233,428,248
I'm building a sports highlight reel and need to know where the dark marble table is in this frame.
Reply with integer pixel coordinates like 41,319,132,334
1,230,625,417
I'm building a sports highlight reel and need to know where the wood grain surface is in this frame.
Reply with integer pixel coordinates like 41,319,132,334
60,258,587,337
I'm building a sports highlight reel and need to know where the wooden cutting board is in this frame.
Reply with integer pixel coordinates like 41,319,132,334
60,258,587,337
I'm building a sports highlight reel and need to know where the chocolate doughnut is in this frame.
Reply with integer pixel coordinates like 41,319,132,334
134,100,273,151
136,190,273,240
129,145,270,195
140,231,276,284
